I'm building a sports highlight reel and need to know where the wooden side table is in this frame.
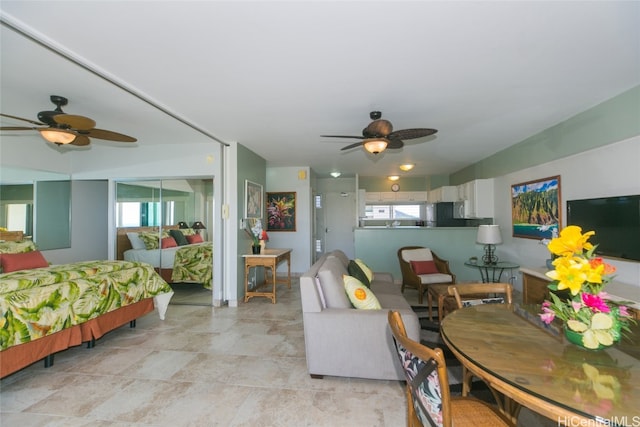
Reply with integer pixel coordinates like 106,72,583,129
242,248,292,303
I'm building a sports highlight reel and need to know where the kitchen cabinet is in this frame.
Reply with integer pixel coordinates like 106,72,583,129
428,186,458,203
364,191,428,203
394,191,428,202
460,178,494,218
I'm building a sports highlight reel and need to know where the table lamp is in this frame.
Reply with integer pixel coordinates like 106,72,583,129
477,225,502,265
191,221,206,234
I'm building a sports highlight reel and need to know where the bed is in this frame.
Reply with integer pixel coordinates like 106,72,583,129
0,243,174,378
117,226,213,289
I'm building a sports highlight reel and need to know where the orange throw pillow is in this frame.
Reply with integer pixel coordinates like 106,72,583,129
186,234,203,244
410,260,439,275
1,251,49,273
161,236,178,248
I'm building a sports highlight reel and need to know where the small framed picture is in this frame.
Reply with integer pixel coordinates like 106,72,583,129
266,191,296,232
244,180,263,219
511,175,561,239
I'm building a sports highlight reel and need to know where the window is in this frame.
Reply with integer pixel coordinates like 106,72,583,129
364,204,422,220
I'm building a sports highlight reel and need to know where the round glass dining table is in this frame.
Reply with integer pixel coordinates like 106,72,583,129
440,304,640,426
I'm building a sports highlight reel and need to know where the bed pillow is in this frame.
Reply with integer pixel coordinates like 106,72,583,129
138,231,161,250
181,228,196,236
161,236,178,249
126,232,147,250
169,229,189,246
186,234,204,244
343,275,381,309
1,250,48,273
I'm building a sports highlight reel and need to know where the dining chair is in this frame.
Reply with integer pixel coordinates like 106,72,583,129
447,282,513,398
387,310,513,427
397,246,455,306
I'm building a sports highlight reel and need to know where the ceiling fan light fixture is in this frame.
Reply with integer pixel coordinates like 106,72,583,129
388,175,400,181
39,129,76,145
363,138,388,154
330,172,341,178
399,164,414,172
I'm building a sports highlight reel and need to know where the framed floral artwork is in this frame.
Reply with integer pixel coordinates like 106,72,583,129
511,175,561,239
244,180,263,219
266,191,296,232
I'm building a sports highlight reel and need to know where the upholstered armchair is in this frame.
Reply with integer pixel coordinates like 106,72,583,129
397,246,455,305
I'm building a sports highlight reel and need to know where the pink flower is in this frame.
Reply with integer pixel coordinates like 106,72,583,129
582,293,610,313
539,311,555,324
619,305,629,317
571,301,583,313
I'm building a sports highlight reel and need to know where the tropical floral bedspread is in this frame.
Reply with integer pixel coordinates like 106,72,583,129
171,242,213,289
0,260,173,351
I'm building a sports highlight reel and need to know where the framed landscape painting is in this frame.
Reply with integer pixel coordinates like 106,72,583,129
511,175,561,239
244,180,263,219
266,191,296,232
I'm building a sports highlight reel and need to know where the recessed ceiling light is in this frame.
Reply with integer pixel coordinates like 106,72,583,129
388,175,400,181
330,172,341,178
399,164,414,171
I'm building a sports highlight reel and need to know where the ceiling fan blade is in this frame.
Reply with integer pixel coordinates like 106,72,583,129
70,135,91,146
0,126,39,131
321,135,365,139
341,141,365,151
53,114,96,130
386,135,404,149
0,113,45,126
389,128,438,140
79,128,137,142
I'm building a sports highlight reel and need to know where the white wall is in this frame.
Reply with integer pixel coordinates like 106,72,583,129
266,166,312,274
493,136,640,289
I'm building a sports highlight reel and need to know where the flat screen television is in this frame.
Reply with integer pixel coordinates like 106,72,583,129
566,195,640,262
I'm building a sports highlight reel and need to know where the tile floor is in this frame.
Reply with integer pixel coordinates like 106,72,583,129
1,279,554,426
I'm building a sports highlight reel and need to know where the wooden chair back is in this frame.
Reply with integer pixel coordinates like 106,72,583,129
388,310,453,427
447,282,513,309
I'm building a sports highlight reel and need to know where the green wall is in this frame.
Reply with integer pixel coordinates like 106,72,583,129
451,85,640,184
355,228,487,283
236,143,267,299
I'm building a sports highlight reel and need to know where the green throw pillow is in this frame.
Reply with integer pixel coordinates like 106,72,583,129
348,259,371,288
169,229,189,246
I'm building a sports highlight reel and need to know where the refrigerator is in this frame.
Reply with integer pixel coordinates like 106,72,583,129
426,202,468,227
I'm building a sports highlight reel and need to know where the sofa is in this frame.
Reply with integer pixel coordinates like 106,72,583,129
300,250,421,380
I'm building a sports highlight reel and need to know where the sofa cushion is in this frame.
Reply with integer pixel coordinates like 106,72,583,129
348,260,370,288
376,292,414,311
343,275,381,309
418,273,453,284
370,279,402,296
329,250,350,268
410,260,439,274
401,248,433,262
317,256,351,308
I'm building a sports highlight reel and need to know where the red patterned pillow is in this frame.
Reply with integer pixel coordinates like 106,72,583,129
1,251,49,273
410,260,439,275
186,234,203,244
161,236,178,248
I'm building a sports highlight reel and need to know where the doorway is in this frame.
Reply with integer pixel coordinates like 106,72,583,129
318,191,356,259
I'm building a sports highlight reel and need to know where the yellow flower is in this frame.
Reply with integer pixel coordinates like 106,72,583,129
546,256,591,295
547,225,594,257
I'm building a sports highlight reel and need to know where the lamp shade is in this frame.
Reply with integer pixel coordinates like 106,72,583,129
363,138,388,154
191,221,206,230
177,221,189,229
477,225,502,245
39,129,76,144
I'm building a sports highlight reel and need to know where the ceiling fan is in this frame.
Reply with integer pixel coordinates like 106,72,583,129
0,95,137,146
321,111,437,154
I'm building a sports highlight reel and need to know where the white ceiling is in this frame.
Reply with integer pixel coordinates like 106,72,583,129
1,1,639,178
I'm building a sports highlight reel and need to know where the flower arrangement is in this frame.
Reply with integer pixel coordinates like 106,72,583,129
539,226,635,349
245,219,268,247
